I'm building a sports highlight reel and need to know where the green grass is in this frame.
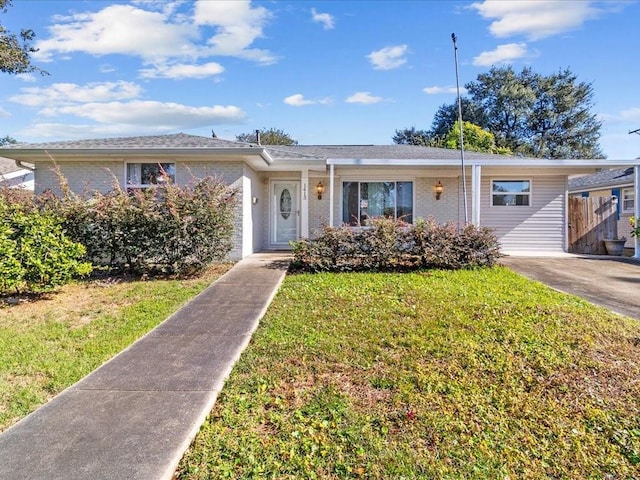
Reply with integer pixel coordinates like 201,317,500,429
0,264,231,432
176,267,640,479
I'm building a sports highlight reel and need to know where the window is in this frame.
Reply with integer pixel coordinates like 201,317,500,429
342,181,413,225
622,188,635,213
491,179,531,206
126,162,175,187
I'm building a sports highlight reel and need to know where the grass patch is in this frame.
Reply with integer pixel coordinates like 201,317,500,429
0,264,231,432
177,267,640,479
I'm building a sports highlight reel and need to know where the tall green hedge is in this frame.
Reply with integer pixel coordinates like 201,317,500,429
0,196,92,294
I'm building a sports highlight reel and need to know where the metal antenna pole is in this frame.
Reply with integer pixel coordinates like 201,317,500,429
452,33,468,225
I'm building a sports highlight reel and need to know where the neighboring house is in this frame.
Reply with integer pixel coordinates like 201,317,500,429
569,167,636,247
0,156,34,191
0,133,638,259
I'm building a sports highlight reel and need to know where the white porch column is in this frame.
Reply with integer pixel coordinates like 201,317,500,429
634,165,640,258
301,168,309,238
471,164,481,226
329,163,335,227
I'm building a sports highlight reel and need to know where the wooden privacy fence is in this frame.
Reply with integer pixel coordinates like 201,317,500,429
568,196,617,254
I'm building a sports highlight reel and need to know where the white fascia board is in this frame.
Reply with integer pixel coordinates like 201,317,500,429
327,158,640,168
0,147,273,165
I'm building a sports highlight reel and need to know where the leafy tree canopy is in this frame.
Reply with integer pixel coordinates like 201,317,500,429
236,128,298,145
0,0,47,75
392,127,431,146
396,66,604,159
0,135,17,146
445,121,511,155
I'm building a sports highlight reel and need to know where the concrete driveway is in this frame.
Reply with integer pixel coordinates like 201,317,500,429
499,255,640,320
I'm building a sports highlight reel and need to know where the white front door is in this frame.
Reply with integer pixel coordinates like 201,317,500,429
271,181,300,246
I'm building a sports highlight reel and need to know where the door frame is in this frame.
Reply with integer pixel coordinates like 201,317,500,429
269,179,301,248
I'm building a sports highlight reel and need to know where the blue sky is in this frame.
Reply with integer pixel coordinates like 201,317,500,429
1,0,639,159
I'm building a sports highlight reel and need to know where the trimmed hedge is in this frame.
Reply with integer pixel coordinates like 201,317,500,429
291,217,501,272
39,173,239,276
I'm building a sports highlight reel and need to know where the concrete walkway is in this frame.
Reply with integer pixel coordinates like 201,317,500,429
0,253,290,480
500,255,640,320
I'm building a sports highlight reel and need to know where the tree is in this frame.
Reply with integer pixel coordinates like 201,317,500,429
445,121,511,154
428,98,489,139
0,135,17,145
0,0,47,75
527,68,604,158
405,66,604,159
392,127,431,146
465,66,536,155
236,128,298,145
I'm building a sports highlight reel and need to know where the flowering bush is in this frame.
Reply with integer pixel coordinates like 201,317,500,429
39,171,238,276
291,217,501,272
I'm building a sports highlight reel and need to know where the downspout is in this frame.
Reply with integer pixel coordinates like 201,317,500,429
15,159,35,171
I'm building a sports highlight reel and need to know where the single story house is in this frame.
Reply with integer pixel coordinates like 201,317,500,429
569,167,636,247
1,133,638,259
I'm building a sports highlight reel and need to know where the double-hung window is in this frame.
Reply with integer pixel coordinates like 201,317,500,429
342,181,413,225
491,179,531,206
126,162,176,188
622,188,635,214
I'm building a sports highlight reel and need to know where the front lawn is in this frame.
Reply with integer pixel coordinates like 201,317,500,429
0,264,231,432
177,267,640,479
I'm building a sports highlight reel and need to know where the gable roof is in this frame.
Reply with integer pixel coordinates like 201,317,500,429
568,167,634,192
0,134,638,173
1,133,254,150
263,144,515,161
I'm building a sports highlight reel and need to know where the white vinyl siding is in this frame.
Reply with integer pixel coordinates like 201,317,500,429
483,175,566,253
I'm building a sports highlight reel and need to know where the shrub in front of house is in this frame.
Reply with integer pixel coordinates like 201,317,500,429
290,217,501,272
40,174,238,276
0,197,92,295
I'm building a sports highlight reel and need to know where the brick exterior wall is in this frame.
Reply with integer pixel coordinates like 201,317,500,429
36,159,248,260
35,161,123,195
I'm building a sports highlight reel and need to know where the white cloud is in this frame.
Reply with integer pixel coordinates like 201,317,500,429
284,93,332,107
0,106,11,118
311,8,335,30
473,43,530,66
34,1,276,66
18,123,175,140
367,44,408,70
423,86,467,95
35,4,197,62
15,73,37,83
139,62,225,79
345,91,383,104
10,81,142,107
470,0,601,40
599,107,640,125
194,0,275,64
40,101,245,127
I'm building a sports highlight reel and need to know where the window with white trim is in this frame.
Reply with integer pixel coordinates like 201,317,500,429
126,162,175,188
491,179,531,206
342,181,413,225
622,188,635,213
